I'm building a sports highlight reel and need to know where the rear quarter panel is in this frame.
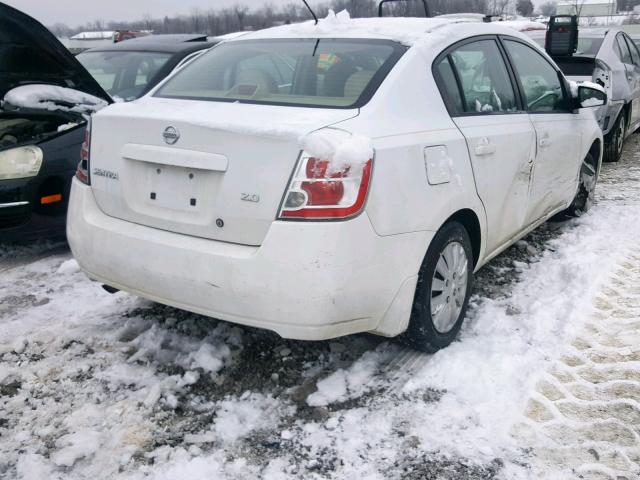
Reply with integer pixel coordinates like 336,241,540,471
336,46,487,261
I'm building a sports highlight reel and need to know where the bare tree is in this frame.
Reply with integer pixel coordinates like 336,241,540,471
487,0,512,15
189,8,203,33
141,14,153,31
234,5,250,29
516,0,534,16
49,22,74,38
539,1,558,16
566,0,587,16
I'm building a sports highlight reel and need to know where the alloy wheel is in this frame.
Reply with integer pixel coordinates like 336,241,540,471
430,241,469,334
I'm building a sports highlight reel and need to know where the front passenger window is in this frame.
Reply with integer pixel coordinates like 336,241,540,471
504,40,569,113
447,40,518,114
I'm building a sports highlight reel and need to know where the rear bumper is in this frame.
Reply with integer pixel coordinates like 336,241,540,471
67,179,432,340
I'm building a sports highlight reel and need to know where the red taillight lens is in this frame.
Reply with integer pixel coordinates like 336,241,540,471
300,157,345,206
279,155,373,220
76,121,91,185
301,180,345,206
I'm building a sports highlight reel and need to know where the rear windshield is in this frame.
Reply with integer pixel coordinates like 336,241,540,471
77,51,172,101
155,39,406,109
531,35,604,57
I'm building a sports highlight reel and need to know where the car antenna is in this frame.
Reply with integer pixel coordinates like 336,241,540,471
302,0,319,25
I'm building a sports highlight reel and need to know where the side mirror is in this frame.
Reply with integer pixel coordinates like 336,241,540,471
575,84,607,109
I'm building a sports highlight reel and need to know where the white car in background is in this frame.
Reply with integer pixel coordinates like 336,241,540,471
67,15,605,352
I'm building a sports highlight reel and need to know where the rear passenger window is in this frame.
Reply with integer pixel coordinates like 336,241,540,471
445,40,518,114
435,56,464,115
504,40,569,113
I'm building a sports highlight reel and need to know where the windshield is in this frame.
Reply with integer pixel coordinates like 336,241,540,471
155,39,406,109
531,35,604,56
76,51,172,101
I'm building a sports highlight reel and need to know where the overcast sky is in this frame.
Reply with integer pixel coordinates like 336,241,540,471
4,0,549,27
3,0,294,27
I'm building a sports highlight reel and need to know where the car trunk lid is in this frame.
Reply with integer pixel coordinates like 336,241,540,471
89,99,358,245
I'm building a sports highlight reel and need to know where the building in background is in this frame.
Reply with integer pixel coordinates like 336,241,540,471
59,30,151,54
556,0,617,16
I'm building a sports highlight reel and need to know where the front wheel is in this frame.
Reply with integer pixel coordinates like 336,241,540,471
562,152,598,217
404,222,473,353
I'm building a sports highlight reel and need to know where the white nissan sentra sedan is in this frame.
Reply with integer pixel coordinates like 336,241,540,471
67,15,606,352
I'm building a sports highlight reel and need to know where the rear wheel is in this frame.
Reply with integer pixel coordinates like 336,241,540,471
404,222,473,353
563,152,598,217
604,113,625,163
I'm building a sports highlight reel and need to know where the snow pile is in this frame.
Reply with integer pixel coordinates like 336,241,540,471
3,85,108,115
307,348,392,407
57,258,80,275
300,128,373,176
52,431,102,467
186,392,284,444
126,322,239,377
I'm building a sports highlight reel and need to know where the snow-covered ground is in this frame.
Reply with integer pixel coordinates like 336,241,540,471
2,136,640,479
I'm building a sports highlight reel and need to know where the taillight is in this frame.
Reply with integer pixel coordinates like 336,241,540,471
279,151,373,220
76,120,91,185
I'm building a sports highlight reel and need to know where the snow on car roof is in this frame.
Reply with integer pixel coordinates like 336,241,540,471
240,10,544,48
242,10,473,46
498,20,547,32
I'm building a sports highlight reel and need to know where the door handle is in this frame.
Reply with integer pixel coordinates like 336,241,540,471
474,141,496,156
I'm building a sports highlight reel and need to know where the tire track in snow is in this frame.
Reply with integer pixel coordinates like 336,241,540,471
517,251,640,480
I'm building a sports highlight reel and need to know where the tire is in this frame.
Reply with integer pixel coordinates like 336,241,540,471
563,152,598,218
403,222,474,353
603,113,625,163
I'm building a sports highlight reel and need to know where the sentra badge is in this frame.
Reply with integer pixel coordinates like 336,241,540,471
92,168,119,180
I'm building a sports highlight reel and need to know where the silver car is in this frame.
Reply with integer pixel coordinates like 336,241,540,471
529,28,640,162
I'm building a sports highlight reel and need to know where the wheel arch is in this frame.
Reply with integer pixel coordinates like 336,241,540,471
442,208,482,269
587,137,602,174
